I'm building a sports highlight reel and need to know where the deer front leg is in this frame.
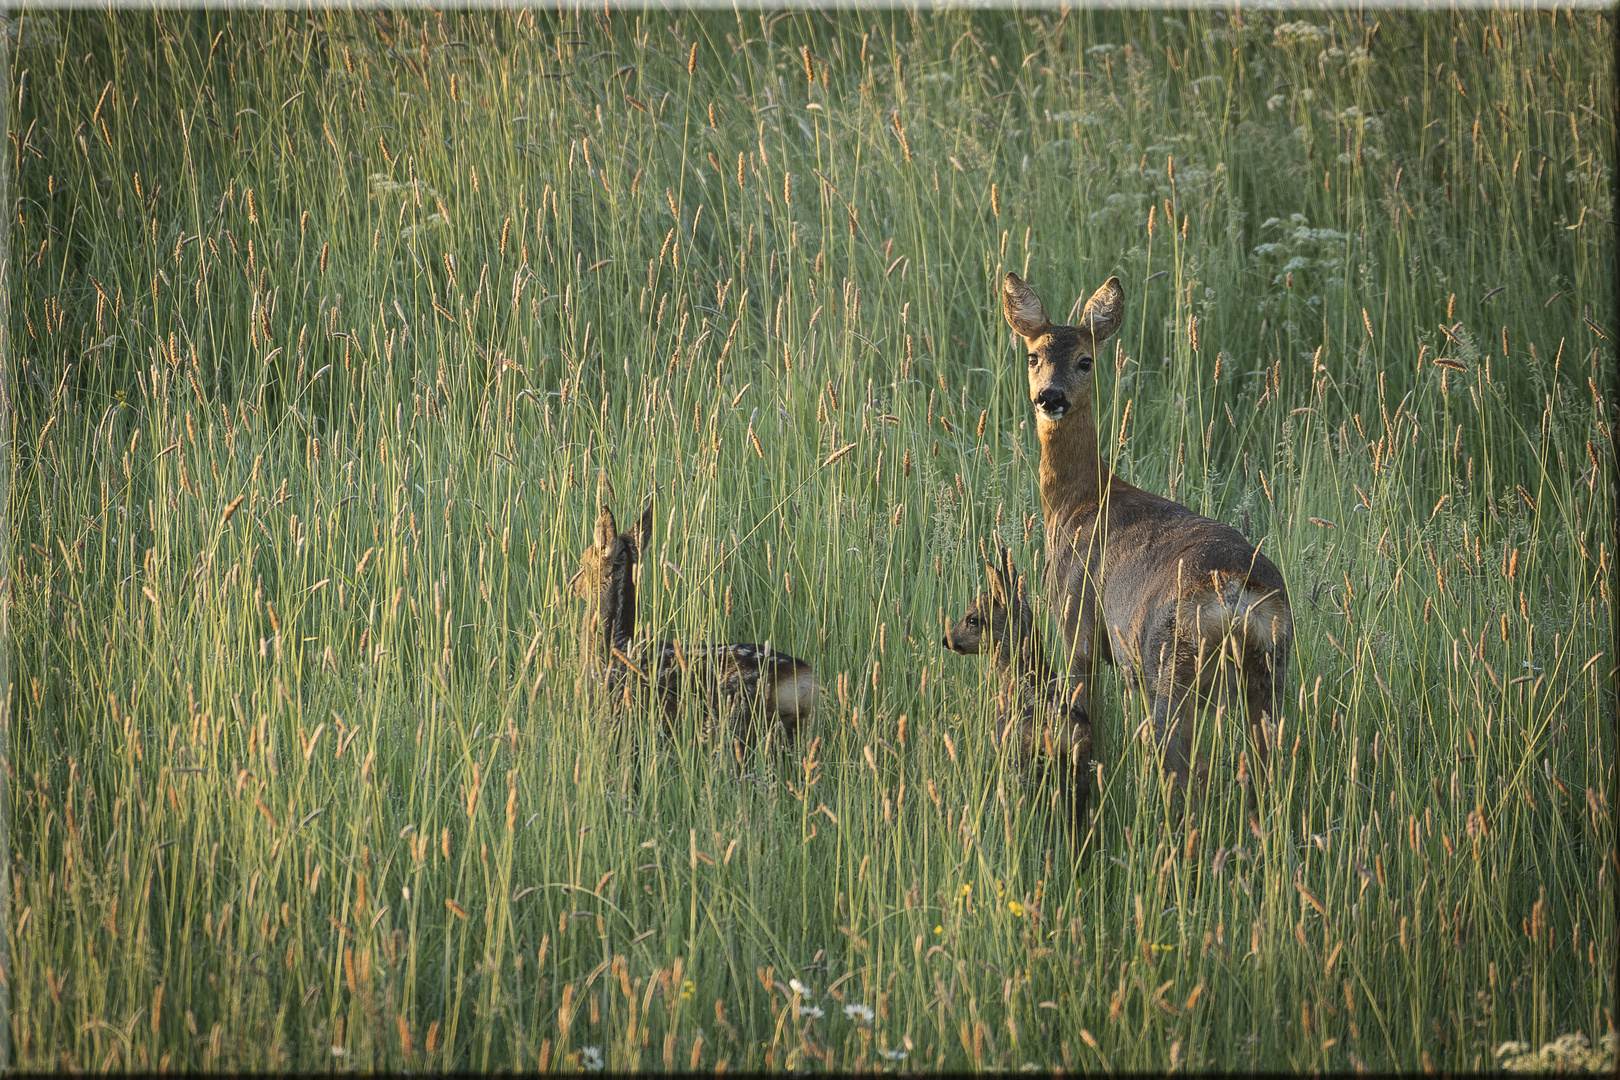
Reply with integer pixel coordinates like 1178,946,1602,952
1058,606,1102,848
1147,632,1203,799
1060,596,1102,770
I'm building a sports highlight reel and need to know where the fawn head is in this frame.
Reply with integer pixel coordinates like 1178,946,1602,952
942,548,1035,660
569,501,654,656
1002,272,1125,425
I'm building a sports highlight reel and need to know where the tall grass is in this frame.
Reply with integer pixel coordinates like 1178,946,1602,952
5,7,1613,1071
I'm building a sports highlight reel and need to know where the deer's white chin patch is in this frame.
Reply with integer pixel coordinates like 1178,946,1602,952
1036,403,1068,421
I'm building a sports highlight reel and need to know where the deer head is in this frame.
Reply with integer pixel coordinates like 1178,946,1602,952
569,501,654,660
942,548,1035,664
1002,272,1125,425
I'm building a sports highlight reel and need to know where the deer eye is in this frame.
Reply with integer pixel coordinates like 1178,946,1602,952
1078,356,1093,374
1026,352,1039,368
965,614,980,627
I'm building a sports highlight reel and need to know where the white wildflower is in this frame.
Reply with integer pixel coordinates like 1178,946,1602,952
799,1004,825,1019
401,212,449,241
844,1003,876,1022
1274,21,1328,47
581,1046,605,1071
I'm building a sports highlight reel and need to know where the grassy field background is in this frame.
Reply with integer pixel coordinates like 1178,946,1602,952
5,7,1614,1072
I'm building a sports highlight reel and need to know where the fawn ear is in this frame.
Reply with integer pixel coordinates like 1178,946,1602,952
986,561,1008,606
1079,276,1125,346
633,500,655,556
1002,273,1051,340
594,504,620,552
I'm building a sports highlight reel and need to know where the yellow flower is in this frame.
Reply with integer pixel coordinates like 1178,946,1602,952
957,883,971,899
933,925,943,935
1007,900,1025,917
679,979,695,1000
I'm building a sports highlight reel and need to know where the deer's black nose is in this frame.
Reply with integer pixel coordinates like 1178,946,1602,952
1033,389,1069,417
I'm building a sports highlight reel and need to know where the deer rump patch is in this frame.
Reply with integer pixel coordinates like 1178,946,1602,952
656,643,817,731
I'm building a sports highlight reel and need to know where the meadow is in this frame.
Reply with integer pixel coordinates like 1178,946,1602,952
4,6,1614,1071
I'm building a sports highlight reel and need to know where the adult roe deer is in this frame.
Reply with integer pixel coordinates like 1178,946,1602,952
1001,272,1292,802
943,547,1094,834
569,502,817,745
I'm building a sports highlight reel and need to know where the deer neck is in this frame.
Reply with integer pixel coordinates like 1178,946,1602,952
995,623,1056,694
583,568,637,673
1036,408,1110,520
579,597,608,674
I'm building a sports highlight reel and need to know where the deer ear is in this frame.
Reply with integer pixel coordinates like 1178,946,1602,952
986,563,1007,605
1000,549,1029,606
594,504,620,552
1002,273,1051,339
634,500,655,555
1079,276,1125,346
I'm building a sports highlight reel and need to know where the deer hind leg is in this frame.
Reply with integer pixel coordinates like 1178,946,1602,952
1241,628,1290,788
1054,724,1093,853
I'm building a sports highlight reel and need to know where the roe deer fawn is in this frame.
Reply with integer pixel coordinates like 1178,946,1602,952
943,548,1094,833
1002,272,1292,804
569,502,817,745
